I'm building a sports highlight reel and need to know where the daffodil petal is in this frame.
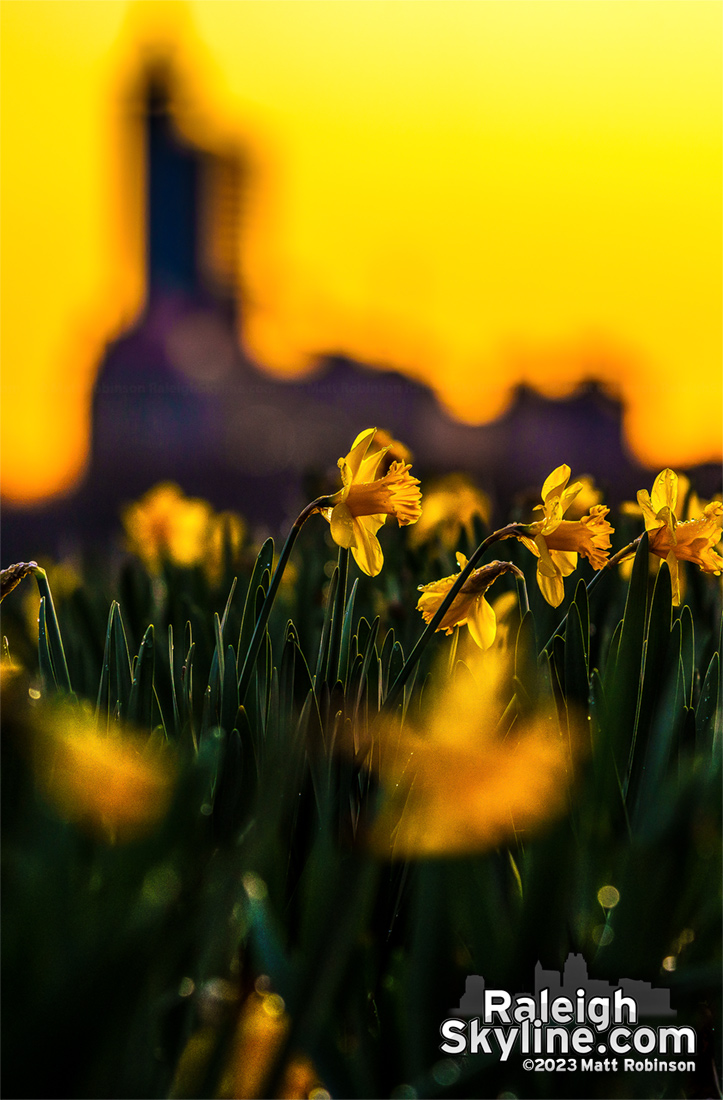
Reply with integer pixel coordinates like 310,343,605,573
357,446,387,484
537,565,565,608
651,469,678,515
351,518,384,576
342,429,376,483
455,552,469,570
541,465,571,504
467,595,497,650
658,505,677,546
329,502,356,549
534,535,558,577
551,549,578,576
519,535,540,558
636,490,662,531
540,496,564,534
560,482,583,515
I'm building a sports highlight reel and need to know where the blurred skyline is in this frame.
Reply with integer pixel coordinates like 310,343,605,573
1,0,721,508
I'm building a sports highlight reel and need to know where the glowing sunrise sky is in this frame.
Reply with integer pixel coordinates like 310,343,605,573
1,0,721,503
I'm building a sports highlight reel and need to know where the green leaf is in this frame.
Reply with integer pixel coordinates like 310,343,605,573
220,644,240,737
37,597,57,695
564,601,588,709
212,728,243,841
279,632,297,734
238,537,274,657
337,577,359,688
314,566,339,685
326,546,349,685
112,604,133,722
573,576,590,661
181,639,197,750
627,560,672,796
608,532,649,771
353,617,380,724
514,610,538,714
379,628,396,698
603,618,624,692
167,624,182,740
95,600,116,726
696,650,719,752
127,625,155,731
629,628,686,834
32,567,72,694
679,603,695,707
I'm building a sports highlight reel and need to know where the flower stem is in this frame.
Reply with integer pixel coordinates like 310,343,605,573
238,495,333,705
540,535,643,654
326,545,349,684
382,523,526,714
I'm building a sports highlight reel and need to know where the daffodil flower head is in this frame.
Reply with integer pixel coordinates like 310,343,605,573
367,647,581,859
322,428,422,576
408,472,491,549
637,469,723,605
518,464,614,607
417,555,521,649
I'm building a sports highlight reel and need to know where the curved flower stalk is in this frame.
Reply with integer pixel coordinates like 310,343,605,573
517,464,614,607
321,428,422,576
637,468,723,605
417,556,524,649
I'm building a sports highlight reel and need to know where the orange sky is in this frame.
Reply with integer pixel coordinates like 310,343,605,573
1,0,721,504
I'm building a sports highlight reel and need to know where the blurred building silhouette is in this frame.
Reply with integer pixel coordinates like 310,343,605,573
3,62,719,562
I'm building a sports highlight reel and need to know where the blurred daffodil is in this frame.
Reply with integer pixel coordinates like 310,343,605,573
517,464,613,607
408,472,491,549
637,469,723,605
32,702,174,841
563,474,603,520
122,482,244,581
221,991,322,1100
206,510,246,585
368,649,578,858
417,555,522,649
368,427,413,470
322,428,422,576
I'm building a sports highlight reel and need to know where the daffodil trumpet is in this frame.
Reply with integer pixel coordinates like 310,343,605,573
514,465,614,608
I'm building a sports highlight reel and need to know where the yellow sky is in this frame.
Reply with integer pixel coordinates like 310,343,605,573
1,0,721,504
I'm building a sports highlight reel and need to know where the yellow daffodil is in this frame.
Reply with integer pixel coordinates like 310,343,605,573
122,482,245,580
417,555,521,649
367,649,579,859
223,991,321,1100
32,702,175,841
206,510,246,585
173,987,322,1100
408,472,491,549
517,464,613,607
637,469,723,605
322,428,422,576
